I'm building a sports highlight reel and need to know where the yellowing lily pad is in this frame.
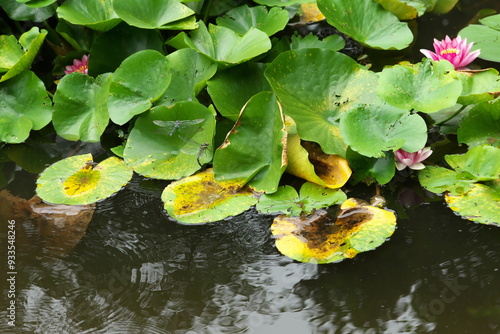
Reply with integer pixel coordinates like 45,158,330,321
445,183,500,227
37,154,133,205
162,168,258,224
271,198,396,263
286,134,352,189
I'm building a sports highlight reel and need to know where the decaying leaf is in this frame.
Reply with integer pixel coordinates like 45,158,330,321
271,198,396,263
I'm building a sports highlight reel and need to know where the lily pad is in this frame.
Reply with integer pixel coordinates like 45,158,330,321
213,92,287,193
373,0,419,20
52,73,111,142
17,0,57,7
457,69,500,106
0,70,52,143
36,153,133,205
317,0,413,50
291,33,345,51
458,98,500,148
445,183,500,227
445,145,500,181
418,165,473,195
162,168,258,224
57,0,121,32
108,50,171,125
377,59,462,113
459,14,500,63
216,5,289,36
346,148,395,185
271,198,397,263
112,0,194,30
0,0,55,21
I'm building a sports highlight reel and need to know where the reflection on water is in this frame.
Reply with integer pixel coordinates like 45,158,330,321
1,173,499,334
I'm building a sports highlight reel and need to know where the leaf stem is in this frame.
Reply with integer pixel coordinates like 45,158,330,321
435,105,467,126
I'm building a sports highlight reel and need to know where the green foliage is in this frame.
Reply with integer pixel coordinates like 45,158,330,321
57,0,121,32
459,14,500,62
291,33,345,51
0,0,55,21
216,5,289,36
458,98,500,148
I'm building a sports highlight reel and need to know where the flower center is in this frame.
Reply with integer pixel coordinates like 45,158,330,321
440,48,460,55
77,65,88,73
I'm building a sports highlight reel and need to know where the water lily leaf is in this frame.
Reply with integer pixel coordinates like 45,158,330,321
55,19,96,52
265,49,379,157
17,0,56,8
377,59,462,113
291,33,345,51
108,50,170,125
457,69,500,106
459,14,500,62
418,165,473,195
36,153,133,205
271,199,397,263
53,73,111,142
0,70,52,143
0,27,47,82
57,0,121,32
213,92,287,193
458,98,500,148
167,21,271,67
0,0,55,21
317,0,413,50
124,102,216,180
445,145,500,181
373,0,418,20
112,0,194,30
253,0,312,6
286,135,352,189
300,182,347,214
216,5,289,36
162,168,258,224
207,62,271,121
431,0,459,14
340,102,427,157
346,148,395,185
155,49,217,107
445,183,500,227
300,3,325,23
89,23,165,76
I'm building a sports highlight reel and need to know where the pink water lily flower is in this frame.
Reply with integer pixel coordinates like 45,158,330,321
64,54,89,75
420,35,480,70
394,147,433,171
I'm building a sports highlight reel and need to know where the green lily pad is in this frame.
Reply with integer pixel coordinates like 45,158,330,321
265,48,379,157
52,73,111,142
377,59,462,113
36,153,133,205
0,70,52,143
445,145,500,181
291,33,345,51
317,0,413,50
57,0,121,32
271,198,397,263
124,102,216,180
457,69,500,106
167,21,271,67
459,14,500,63
162,168,258,224
112,0,194,30
346,148,395,185
253,0,312,6
17,0,56,8
55,19,96,52
0,0,55,21
458,98,500,148
207,62,271,121
445,183,500,227
373,0,419,20
213,92,287,193
340,102,428,157
216,5,289,36
108,50,171,125
0,27,47,82
418,165,473,195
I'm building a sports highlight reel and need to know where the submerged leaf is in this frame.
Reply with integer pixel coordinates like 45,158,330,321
162,168,258,224
271,199,396,263
36,153,133,205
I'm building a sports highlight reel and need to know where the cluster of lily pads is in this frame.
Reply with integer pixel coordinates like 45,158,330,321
1,0,499,263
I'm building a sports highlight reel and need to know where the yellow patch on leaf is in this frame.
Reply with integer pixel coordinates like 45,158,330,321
63,161,101,196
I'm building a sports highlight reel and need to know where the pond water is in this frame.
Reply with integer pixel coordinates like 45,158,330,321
2,1,500,333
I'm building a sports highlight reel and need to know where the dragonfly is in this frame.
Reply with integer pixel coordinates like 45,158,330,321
179,140,211,167
152,118,204,136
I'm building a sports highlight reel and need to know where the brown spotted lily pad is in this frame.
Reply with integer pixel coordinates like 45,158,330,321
271,198,397,263
37,153,133,205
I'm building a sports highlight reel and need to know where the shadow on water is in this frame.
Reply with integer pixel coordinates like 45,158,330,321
1,172,499,333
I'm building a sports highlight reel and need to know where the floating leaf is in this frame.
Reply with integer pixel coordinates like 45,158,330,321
0,0,55,21
445,145,500,181
216,5,289,36
124,102,216,180
457,69,500,106
108,50,170,125
213,92,287,193
286,136,352,189
207,62,271,121
459,14,500,62
57,0,121,32
162,168,258,224
317,0,413,50
17,0,57,8
445,183,500,227
291,33,345,51
265,49,379,156
458,98,500,148
112,0,194,30
373,0,419,20
377,59,462,113
418,165,473,195
253,0,311,6
431,0,459,14
53,73,111,142
0,27,47,82
271,199,397,263
37,154,133,205
0,70,52,143
346,148,395,185
300,3,325,23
